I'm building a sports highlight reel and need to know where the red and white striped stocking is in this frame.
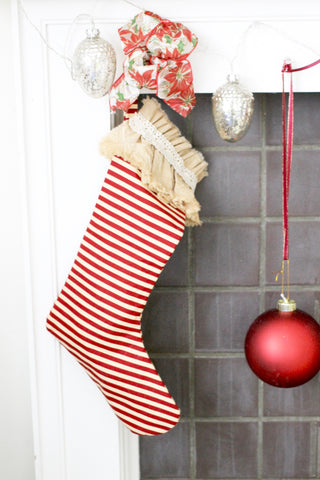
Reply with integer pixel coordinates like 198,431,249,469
47,98,207,436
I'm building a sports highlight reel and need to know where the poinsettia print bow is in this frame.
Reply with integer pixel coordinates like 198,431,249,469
109,11,198,117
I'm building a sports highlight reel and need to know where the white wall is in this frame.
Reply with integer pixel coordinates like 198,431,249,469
0,1,35,479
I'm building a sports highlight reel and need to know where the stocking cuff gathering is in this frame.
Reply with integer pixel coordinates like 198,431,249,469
100,98,208,226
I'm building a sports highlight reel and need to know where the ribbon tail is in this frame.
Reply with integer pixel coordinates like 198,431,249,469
109,73,140,113
163,86,196,117
157,60,196,117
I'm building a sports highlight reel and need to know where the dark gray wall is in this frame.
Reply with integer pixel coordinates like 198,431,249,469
140,93,320,480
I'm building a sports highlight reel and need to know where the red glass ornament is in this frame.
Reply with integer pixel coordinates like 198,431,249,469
245,301,320,387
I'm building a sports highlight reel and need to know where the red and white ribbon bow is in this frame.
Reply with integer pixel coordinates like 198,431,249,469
109,11,198,117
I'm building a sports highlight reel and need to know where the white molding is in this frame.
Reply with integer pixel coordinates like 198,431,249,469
11,0,41,477
119,422,140,480
42,19,68,480
12,2,69,476
14,2,120,479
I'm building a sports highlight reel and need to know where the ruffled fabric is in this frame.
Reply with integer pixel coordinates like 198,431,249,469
100,97,208,225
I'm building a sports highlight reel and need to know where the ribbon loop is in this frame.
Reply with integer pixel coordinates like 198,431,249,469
109,11,198,117
124,49,158,90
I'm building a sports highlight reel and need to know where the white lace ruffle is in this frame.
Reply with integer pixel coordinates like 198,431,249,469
129,112,197,191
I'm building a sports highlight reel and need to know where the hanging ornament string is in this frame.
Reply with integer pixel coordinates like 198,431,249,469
63,13,96,74
279,63,293,300
280,58,320,299
281,63,293,262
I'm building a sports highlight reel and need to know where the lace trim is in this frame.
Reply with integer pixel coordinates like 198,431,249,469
129,112,197,191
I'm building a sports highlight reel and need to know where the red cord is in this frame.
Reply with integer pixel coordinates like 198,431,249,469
281,69,294,261
281,57,320,261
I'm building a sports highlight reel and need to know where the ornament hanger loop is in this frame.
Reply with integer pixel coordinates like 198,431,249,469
273,263,284,283
64,13,100,76
282,56,320,73
274,259,290,301
282,59,292,72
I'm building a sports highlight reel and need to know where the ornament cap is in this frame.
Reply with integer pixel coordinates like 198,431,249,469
227,73,239,83
277,297,296,312
86,25,100,39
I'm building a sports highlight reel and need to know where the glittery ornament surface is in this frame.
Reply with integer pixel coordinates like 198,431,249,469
211,75,254,142
72,26,116,98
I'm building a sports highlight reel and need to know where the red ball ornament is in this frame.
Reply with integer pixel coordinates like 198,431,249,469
245,298,320,387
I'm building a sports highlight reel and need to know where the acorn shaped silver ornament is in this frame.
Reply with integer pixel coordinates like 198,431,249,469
211,74,254,142
72,24,116,98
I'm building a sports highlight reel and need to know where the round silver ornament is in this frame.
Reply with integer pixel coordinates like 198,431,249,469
72,25,116,98
211,74,254,142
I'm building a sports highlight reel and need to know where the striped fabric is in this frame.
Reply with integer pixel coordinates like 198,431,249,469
47,155,185,436
123,100,138,120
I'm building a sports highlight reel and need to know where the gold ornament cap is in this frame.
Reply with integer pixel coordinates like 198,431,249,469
277,295,296,312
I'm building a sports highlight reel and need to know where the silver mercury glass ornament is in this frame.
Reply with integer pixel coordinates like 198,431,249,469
211,74,254,142
72,25,116,98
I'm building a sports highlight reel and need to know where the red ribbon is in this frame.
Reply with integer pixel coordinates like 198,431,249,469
281,58,320,261
282,58,320,73
281,65,293,260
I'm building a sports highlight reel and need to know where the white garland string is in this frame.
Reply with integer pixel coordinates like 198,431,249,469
230,21,320,74
17,0,73,72
122,0,145,11
17,0,320,85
